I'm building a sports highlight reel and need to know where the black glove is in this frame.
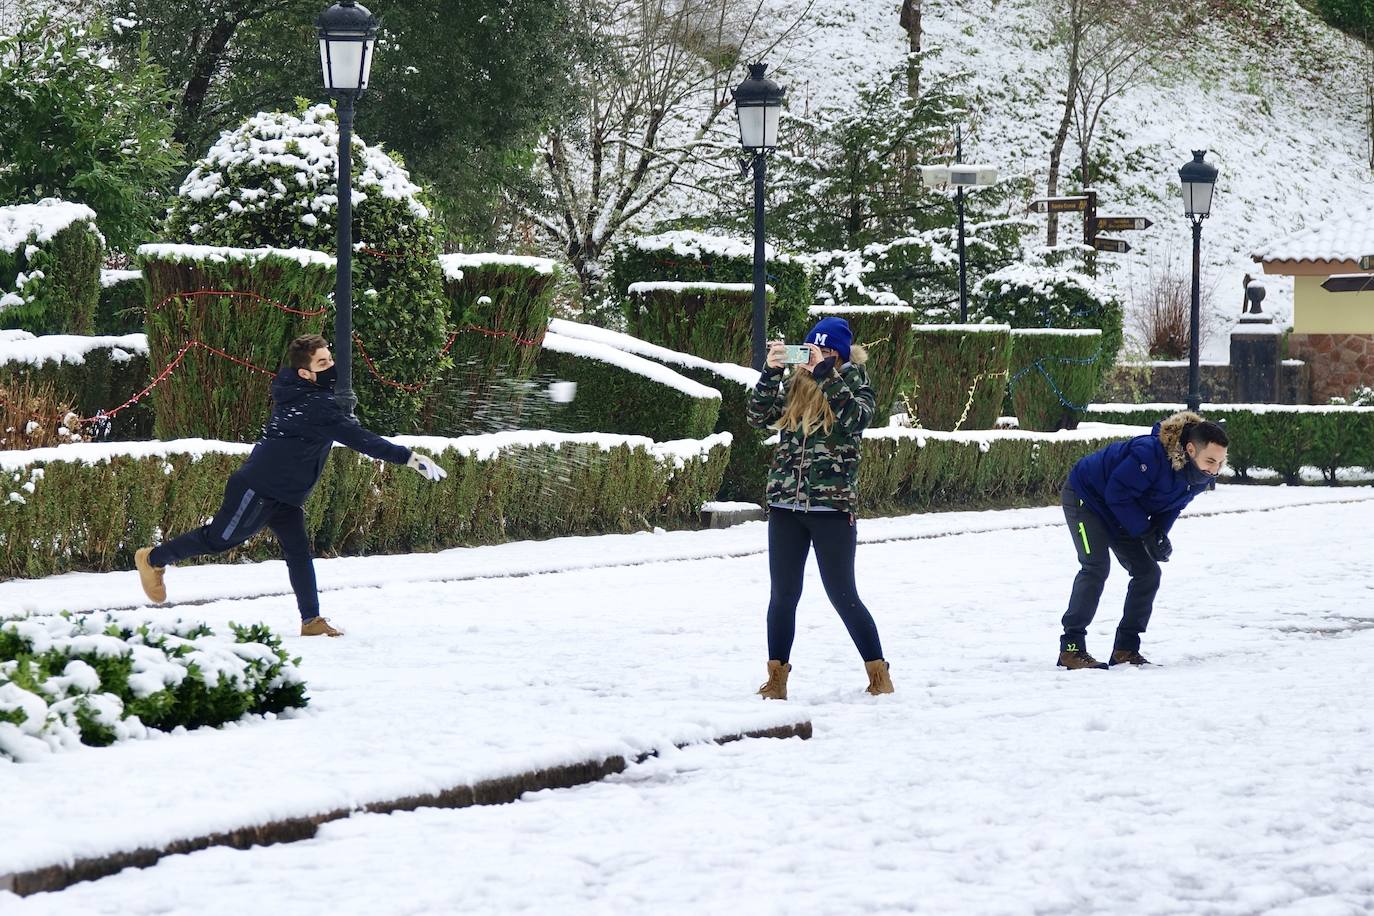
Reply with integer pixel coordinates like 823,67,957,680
1140,526,1172,563
811,356,836,381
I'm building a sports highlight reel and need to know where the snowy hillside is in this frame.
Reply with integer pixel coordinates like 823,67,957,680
751,0,1374,359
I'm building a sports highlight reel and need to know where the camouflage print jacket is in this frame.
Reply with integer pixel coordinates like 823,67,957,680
746,362,876,513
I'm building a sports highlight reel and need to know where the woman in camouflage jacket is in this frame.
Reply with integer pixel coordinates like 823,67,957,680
746,316,894,700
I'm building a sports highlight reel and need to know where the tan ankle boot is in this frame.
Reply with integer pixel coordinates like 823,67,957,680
134,547,166,603
757,660,790,700
864,659,894,695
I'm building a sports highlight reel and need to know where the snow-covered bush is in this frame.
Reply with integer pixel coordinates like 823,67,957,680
907,325,1012,431
430,254,558,435
0,200,103,335
625,281,771,367
610,232,812,342
95,269,146,336
0,17,183,253
973,261,1124,372
0,612,307,762
0,330,152,444
163,104,450,433
1330,385,1374,407
1008,329,1105,432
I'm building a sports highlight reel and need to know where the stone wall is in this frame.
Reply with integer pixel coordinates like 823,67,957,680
1099,361,1310,405
1286,333,1374,402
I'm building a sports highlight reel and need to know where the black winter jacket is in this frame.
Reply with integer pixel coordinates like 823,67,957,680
237,367,412,506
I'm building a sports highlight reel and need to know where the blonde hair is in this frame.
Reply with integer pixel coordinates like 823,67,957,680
773,345,867,436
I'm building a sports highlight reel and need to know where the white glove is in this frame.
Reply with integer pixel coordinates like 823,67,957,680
407,451,448,482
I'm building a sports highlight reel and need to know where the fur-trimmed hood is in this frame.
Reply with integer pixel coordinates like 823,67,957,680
1155,410,1204,471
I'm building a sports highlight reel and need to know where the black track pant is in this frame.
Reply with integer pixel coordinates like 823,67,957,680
1060,483,1160,653
766,506,884,663
149,471,320,620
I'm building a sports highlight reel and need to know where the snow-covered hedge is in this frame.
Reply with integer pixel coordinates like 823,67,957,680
611,231,811,345
625,281,774,367
0,612,307,762
1008,329,1105,432
0,331,153,443
95,268,145,335
0,200,103,335
535,332,722,442
1081,404,1374,484
909,324,1013,431
547,319,768,502
0,432,731,578
430,254,559,436
137,244,335,442
808,305,916,425
973,261,1123,373
162,104,450,433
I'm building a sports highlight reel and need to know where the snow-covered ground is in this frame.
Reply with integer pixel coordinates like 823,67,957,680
4,484,1374,913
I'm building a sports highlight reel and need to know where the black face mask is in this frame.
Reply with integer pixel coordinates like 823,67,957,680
1185,459,1213,486
313,366,338,390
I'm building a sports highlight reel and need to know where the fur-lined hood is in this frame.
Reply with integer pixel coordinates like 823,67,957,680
1156,410,1204,471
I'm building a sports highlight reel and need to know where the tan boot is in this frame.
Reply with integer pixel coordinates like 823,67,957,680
864,659,894,695
301,616,344,637
134,547,166,603
757,660,790,700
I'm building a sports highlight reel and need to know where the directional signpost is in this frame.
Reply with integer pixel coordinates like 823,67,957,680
1092,237,1131,254
1028,196,1089,213
1095,216,1153,232
1321,274,1374,293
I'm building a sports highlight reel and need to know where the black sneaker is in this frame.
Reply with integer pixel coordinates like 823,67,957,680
1057,648,1109,670
1110,649,1152,666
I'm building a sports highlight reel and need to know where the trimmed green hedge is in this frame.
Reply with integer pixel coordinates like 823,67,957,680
0,613,306,761
625,282,772,367
0,334,153,441
909,325,1011,430
611,231,812,342
0,201,102,335
0,433,730,578
1080,404,1374,484
534,334,721,442
1009,329,1104,432
858,428,1130,514
428,254,558,435
95,270,146,336
139,245,335,442
810,306,916,425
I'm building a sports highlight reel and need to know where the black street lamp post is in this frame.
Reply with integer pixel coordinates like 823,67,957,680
316,0,378,418
1178,149,1218,412
733,63,785,371
918,130,998,322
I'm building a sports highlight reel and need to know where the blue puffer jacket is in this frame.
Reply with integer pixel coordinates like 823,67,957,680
1067,410,1213,538
237,367,413,506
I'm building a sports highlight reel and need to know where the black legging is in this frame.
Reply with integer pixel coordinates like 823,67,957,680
149,471,320,620
766,506,884,663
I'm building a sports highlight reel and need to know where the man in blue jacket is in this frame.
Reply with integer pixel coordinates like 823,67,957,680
1058,410,1228,669
133,334,448,636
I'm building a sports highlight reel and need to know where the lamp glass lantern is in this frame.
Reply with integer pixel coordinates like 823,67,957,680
733,63,785,150
316,0,378,92
1178,149,1218,219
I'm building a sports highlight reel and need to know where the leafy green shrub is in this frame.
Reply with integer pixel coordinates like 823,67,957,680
95,270,146,336
163,104,450,434
1008,329,1104,432
0,612,306,761
1081,404,1374,485
0,201,103,335
810,305,916,425
908,325,1012,430
0,17,183,253
535,332,721,441
625,281,773,367
611,231,811,342
0,432,730,578
138,245,335,441
546,318,768,504
0,332,153,441
428,254,558,435
973,262,1122,372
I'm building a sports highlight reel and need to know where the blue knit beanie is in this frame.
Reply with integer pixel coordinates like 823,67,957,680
805,317,852,363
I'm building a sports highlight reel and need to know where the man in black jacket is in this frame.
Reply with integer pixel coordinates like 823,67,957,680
134,335,447,636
